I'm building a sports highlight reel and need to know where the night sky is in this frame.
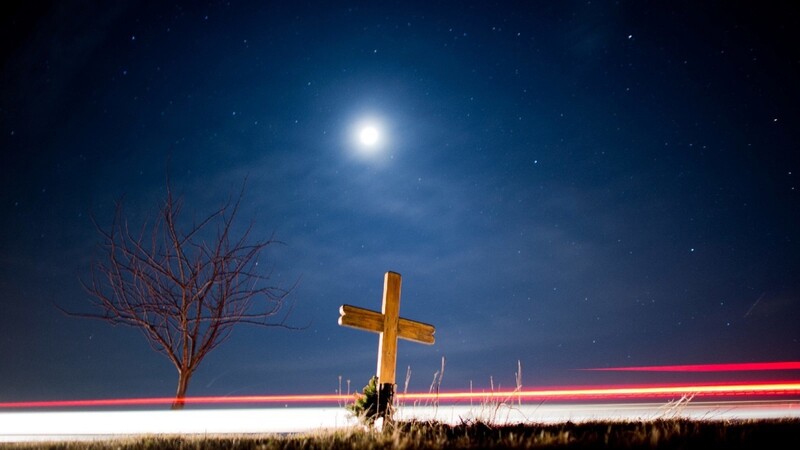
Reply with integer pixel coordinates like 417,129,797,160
1,1,798,403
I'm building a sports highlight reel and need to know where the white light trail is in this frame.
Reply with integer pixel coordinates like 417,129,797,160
1,401,799,442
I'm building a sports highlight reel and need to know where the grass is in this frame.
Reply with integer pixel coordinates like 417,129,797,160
3,418,800,449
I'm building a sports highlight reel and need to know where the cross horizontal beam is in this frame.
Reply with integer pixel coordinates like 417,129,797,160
338,304,435,345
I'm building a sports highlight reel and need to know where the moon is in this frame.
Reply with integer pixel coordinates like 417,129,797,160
359,125,380,147
351,118,386,156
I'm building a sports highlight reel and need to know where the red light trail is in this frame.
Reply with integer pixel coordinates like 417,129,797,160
582,361,800,372
1,381,799,409
2,362,798,410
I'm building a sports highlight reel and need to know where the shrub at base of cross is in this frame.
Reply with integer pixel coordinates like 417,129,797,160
347,376,395,426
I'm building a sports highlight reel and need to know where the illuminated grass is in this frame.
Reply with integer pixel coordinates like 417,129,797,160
2,418,800,449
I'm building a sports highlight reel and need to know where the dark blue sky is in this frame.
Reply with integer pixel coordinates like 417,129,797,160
1,1,798,402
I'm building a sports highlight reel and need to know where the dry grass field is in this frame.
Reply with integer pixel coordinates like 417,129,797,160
2,418,800,449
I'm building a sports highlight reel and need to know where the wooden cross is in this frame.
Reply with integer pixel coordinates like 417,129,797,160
338,271,435,387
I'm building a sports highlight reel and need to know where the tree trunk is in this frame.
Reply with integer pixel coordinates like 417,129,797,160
172,369,191,410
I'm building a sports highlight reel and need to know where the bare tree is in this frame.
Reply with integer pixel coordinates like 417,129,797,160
69,183,294,409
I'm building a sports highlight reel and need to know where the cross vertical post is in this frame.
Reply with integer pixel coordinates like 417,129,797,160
376,271,401,418
377,271,401,385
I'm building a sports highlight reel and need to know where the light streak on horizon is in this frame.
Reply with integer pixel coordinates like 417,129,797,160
2,381,799,409
582,361,800,372
3,401,800,441
408,382,800,401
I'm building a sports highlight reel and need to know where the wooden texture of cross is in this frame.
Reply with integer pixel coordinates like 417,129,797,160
338,271,435,386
